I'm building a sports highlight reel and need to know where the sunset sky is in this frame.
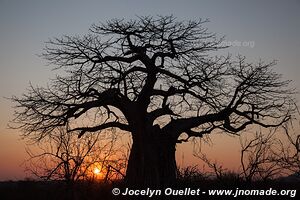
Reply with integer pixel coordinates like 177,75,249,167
0,0,299,181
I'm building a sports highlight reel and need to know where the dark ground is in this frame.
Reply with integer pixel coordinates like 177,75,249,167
0,179,299,200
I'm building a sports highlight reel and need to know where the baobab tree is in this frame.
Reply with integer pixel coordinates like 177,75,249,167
11,16,295,186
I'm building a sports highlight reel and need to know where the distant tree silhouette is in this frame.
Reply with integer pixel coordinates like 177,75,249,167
195,131,285,182
23,128,126,183
277,121,300,175
11,16,295,186
240,131,283,182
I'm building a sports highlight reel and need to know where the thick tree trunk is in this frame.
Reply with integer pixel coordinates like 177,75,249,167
125,129,177,187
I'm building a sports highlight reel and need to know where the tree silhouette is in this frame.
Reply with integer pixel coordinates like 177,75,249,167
23,128,127,183
240,130,283,182
277,121,300,175
11,16,295,186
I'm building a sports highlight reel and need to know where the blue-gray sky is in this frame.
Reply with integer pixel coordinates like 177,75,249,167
0,0,299,180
